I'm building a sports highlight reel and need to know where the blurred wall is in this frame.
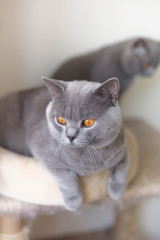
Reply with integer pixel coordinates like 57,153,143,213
1,0,160,130
1,0,160,239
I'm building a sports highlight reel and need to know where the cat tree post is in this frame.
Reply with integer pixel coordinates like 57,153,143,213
0,215,28,240
113,205,140,240
111,119,160,240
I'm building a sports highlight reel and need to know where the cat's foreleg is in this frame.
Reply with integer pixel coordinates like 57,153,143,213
52,169,83,211
108,152,130,200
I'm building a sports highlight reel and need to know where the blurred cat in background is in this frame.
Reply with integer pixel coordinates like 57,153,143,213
53,38,160,96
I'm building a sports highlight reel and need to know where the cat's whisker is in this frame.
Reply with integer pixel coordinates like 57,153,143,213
90,144,105,167
58,137,68,144
79,141,90,147
87,146,98,170
53,143,63,163
91,148,100,169
41,150,50,164
86,146,95,169
90,148,102,167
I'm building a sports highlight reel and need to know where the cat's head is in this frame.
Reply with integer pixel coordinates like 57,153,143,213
42,77,122,148
121,38,160,76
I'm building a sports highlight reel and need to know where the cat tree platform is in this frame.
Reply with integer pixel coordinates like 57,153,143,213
0,119,160,240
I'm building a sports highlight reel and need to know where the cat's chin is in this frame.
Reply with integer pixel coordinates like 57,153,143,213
71,145,86,149
63,141,89,149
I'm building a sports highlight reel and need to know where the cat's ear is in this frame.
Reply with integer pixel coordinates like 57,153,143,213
42,77,65,98
132,39,148,57
93,78,120,106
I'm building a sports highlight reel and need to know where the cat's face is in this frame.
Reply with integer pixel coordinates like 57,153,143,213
121,38,160,76
43,78,122,149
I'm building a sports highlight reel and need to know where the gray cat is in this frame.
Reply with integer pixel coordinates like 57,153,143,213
0,77,129,210
53,38,160,95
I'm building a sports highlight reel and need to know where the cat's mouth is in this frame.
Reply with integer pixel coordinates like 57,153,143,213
64,140,90,148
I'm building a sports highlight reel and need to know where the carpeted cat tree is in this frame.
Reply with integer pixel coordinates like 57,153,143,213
0,119,160,240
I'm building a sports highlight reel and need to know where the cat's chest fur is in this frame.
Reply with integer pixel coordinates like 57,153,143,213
64,149,124,176
40,133,126,176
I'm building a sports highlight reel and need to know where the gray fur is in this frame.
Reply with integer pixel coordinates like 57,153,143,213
0,78,129,210
53,37,160,96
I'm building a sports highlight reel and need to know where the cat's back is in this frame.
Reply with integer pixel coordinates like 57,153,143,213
19,86,50,118
53,41,126,82
90,41,126,81
53,51,99,81
0,86,49,122
0,86,50,155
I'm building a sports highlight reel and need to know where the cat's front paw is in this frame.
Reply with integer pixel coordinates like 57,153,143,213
63,193,83,211
108,179,126,200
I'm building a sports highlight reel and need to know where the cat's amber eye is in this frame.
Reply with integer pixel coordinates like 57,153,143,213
142,63,149,69
57,116,66,125
83,119,95,127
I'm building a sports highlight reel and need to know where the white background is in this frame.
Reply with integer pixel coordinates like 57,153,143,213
1,0,160,238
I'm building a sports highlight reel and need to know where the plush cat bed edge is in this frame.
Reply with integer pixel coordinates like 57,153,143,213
0,127,138,212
